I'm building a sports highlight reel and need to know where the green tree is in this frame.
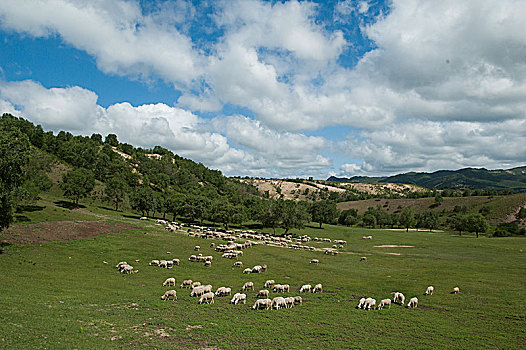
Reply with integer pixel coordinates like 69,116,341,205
516,207,526,220
104,176,128,211
309,201,338,229
259,199,282,235
281,200,310,234
60,168,95,207
104,133,119,147
130,186,155,217
338,209,359,227
421,211,439,232
362,213,377,229
0,126,31,230
466,213,489,238
399,207,415,232
448,215,468,236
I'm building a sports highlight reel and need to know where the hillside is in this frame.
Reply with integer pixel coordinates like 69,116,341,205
328,166,526,191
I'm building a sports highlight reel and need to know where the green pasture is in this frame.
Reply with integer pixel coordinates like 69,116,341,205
1,219,525,349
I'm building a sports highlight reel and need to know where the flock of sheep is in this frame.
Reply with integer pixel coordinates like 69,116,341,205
116,218,462,314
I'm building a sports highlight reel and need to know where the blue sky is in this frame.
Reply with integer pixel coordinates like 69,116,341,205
0,0,524,178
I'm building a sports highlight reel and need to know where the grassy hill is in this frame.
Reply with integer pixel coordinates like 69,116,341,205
1,201,525,349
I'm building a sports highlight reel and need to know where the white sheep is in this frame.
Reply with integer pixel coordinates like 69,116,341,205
115,261,128,269
163,278,176,286
180,279,192,288
271,297,287,310
360,257,367,262
294,296,303,305
407,297,418,308
252,298,271,310
215,287,231,297
203,285,213,293
364,297,376,310
161,290,177,301
377,299,391,310
425,286,434,295
199,292,215,304
310,259,319,264
312,284,323,293
139,217,147,220
392,292,405,305
356,298,366,309
300,284,312,293
452,287,460,294
233,261,243,267
243,268,252,274
204,261,211,267
264,280,275,288
230,293,247,305
149,260,160,266
190,286,206,297
191,281,201,288
172,258,180,265
284,297,295,308
194,245,200,251
242,282,254,291
257,289,270,298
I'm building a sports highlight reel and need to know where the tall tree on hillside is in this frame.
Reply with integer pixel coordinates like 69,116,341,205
399,207,415,232
281,200,310,233
309,201,339,229
60,168,95,207
104,175,128,211
0,126,31,231
338,208,359,227
259,199,282,235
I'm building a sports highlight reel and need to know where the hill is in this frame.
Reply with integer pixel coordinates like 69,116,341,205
328,167,526,191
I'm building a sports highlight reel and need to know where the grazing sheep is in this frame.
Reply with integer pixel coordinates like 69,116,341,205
149,260,160,266
377,299,391,310
293,296,303,305
115,261,128,269
300,284,312,293
191,286,206,297
191,281,201,288
264,280,275,288
194,246,200,251
284,297,295,308
139,217,147,220
165,260,174,268
203,285,213,293
230,293,247,305
180,280,192,288
210,243,215,248
243,268,252,274
362,236,372,239
252,298,271,310
233,261,243,268
310,259,319,264
271,297,287,310
161,290,177,301
392,292,405,305
257,289,270,298
158,260,168,268
364,297,376,310
215,287,232,297
172,258,180,266
242,282,254,291
251,265,263,273
452,287,460,294
312,284,323,293
360,257,367,262
163,278,176,286
273,284,287,293
407,297,418,308
204,261,212,267
356,298,366,309
199,292,215,304
425,286,434,295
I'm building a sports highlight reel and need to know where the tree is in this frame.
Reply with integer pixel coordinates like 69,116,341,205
104,133,119,147
399,207,415,232
0,126,31,230
466,214,489,238
421,211,439,232
281,200,310,233
130,186,155,217
362,213,377,229
309,201,338,228
449,215,468,236
60,168,95,207
259,199,282,235
338,209,358,227
515,207,526,220
104,176,128,211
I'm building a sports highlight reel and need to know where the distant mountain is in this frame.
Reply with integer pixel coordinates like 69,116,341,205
328,167,526,191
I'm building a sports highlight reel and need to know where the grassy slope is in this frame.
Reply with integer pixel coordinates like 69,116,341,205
1,204,525,349
337,193,526,223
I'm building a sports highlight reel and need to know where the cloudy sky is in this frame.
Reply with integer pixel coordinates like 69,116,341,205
0,0,524,178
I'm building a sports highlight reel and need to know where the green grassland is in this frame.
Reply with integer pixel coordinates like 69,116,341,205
1,205,525,349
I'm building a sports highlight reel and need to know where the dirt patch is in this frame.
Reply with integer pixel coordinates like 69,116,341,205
0,221,139,245
385,252,402,256
374,245,415,248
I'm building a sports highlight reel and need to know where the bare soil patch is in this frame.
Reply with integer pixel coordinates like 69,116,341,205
1,221,139,245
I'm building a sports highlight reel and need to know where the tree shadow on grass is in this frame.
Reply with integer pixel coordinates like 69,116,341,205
14,215,31,223
54,200,86,210
16,205,45,213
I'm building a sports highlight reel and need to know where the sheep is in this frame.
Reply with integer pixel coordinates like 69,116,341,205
392,292,405,305
356,298,366,309
191,286,206,297
230,293,247,305
310,259,319,264
139,217,147,220
199,292,215,304
377,299,391,310
300,284,312,293
271,297,287,310
165,260,174,268
115,261,128,269
362,236,372,239
158,260,168,268
149,260,160,266
452,287,460,294
172,258,180,266
360,257,367,262
251,265,263,273
293,296,303,305
312,284,323,293
163,278,176,286
425,286,434,295
191,281,201,288
284,297,296,308
161,290,177,301
243,268,252,274
252,298,272,310
264,280,275,288
215,287,232,297
210,243,215,248
242,282,254,291
204,261,212,267
407,297,418,308
273,284,284,293
233,261,243,268
257,289,270,298
364,297,376,310
194,245,200,251
180,280,192,288
203,284,213,293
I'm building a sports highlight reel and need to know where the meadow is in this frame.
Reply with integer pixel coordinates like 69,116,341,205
1,207,525,349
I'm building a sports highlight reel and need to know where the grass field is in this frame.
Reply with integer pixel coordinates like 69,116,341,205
1,201,525,349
